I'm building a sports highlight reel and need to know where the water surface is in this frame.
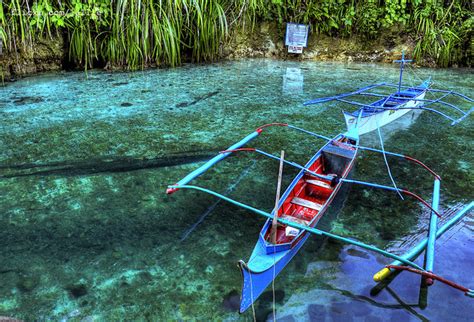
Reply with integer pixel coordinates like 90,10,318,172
0,59,472,321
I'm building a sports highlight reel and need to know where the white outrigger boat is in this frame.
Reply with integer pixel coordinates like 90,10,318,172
304,52,473,135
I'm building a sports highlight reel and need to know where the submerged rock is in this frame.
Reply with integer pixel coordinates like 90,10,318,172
175,90,220,108
222,290,240,312
11,96,44,105
308,304,327,321
346,248,370,259
17,274,40,292
260,289,285,304
67,283,88,298
0,317,23,322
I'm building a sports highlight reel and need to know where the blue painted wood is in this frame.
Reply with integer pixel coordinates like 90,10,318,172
173,131,259,187
303,83,387,105
254,148,334,181
394,50,413,92
287,124,332,141
381,201,473,276
425,179,440,272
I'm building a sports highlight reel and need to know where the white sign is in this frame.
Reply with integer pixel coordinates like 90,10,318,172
288,46,303,54
285,23,309,47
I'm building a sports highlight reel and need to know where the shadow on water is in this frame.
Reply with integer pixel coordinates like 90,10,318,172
0,152,215,178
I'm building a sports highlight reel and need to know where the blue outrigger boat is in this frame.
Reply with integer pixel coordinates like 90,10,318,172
238,129,358,312
304,52,473,134
167,121,473,313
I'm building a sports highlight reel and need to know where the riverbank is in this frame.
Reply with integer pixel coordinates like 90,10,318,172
0,22,453,82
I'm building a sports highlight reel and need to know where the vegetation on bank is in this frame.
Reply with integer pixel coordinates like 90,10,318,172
0,1,472,69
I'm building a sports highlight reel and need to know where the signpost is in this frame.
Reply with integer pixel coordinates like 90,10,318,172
285,23,309,54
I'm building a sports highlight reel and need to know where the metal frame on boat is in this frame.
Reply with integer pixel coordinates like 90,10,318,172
304,52,473,134
166,122,473,313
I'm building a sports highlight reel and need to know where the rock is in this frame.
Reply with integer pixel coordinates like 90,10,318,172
112,82,129,86
138,271,153,282
308,304,327,321
17,274,40,292
277,315,297,322
67,283,88,298
222,290,240,312
259,289,285,303
346,248,370,259
11,96,45,105
0,317,23,322
0,36,64,81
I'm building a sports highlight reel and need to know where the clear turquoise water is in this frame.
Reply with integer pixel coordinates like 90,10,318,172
0,59,472,321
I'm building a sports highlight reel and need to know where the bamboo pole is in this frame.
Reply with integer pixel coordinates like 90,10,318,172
271,150,285,245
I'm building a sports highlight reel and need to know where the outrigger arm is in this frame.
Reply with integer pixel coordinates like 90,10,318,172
303,83,388,105
167,123,473,297
169,184,424,270
283,124,442,179
374,202,474,283
217,147,442,217
334,96,469,125
168,123,442,213
304,79,473,125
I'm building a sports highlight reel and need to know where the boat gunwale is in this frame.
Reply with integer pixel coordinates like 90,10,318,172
343,83,428,118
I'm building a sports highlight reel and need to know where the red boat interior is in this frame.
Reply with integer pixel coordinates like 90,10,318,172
265,138,356,245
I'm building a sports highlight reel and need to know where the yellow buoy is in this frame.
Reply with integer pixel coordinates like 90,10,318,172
373,267,392,282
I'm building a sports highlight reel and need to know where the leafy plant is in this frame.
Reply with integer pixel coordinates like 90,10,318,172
0,0,471,68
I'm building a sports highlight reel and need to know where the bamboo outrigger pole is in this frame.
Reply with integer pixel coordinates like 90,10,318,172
271,151,285,244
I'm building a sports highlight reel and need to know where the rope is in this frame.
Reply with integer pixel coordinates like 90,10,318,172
407,65,425,84
375,116,404,200
387,265,474,298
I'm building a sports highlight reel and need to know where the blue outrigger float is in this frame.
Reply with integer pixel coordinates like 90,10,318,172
167,121,473,313
304,52,473,134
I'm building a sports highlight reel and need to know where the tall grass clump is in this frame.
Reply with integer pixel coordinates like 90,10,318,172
1,0,231,69
0,1,472,68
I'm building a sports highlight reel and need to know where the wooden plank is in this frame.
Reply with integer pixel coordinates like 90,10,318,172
306,179,332,190
291,197,323,211
271,150,285,244
281,214,310,226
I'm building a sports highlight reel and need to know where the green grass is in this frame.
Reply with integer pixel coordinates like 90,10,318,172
0,1,472,68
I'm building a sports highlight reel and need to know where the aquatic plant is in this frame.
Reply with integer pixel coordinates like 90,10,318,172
0,1,472,68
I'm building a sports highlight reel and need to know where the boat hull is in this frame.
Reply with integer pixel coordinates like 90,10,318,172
343,92,426,135
238,232,311,313
238,133,358,313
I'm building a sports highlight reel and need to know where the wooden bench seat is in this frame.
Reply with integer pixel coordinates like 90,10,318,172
291,197,323,211
280,214,310,226
306,179,333,190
